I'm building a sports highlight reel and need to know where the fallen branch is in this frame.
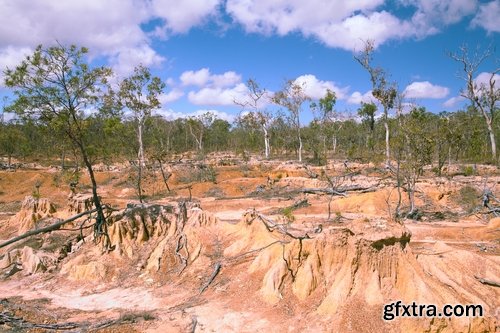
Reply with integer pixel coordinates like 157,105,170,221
301,188,347,196
474,275,500,288
0,208,98,249
199,262,222,294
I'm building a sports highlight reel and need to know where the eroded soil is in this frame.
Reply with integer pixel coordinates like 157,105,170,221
0,158,499,332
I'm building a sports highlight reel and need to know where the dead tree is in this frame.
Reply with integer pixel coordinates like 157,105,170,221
450,45,499,163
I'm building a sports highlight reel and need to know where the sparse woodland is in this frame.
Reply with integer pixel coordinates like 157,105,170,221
1,43,498,172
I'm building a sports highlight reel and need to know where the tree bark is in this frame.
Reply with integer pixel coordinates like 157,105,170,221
384,112,390,166
137,120,145,167
486,119,496,162
263,126,270,159
0,207,98,249
78,142,107,241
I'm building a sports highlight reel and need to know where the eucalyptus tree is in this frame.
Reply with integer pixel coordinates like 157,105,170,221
4,44,114,243
450,45,499,163
272,80,311,162
118,64,165,167
187,111,216,152
357,102,377,152
354,40,397,166
310,89,336,163
235,79,273,158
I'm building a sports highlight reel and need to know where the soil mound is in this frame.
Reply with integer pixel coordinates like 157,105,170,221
224,212,498,332
61,201,222,283
9,196,56,234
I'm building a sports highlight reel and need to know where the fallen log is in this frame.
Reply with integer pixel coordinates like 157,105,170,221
199,262,222,294
474,275,500,288
301,188,347,196
0,208,98,249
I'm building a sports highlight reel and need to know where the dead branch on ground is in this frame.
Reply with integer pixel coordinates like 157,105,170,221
0,208,103,249
474,275,500,288
199,262,222,294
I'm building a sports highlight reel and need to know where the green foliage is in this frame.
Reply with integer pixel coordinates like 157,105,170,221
177,165,218,184
453,185,480,213
281,206,295,222
461,165,476,176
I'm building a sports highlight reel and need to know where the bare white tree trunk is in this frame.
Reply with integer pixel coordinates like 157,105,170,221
298,134,303,162
263,126,270,159
137,120,145,167
384,115,390,166
486,118,496,162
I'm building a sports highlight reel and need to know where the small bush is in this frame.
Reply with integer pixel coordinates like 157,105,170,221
461,165,476,176
281,206,295,222
453,185,479,213
177,165,218,184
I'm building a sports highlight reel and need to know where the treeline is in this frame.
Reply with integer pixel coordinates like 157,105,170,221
0,105,497,168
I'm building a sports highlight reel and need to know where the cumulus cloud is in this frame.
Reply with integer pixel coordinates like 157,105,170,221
156,108,235,122
471,1,500,33
0,0,163,77
180,68,242,88
188,83,249,106
405,0,477,36
404,81,450,99
294,74,348,100
443,95,465,108
180,68,211,87
0,46,32,86
159,89,185,104
474,72,500,90
151,0,221,36
226,1,415,50
348,90,376,104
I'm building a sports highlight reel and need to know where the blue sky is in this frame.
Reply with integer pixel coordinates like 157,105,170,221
0,0,499,123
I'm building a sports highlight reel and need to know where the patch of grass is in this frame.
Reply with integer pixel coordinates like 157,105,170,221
452,185,480,213
177,165,218,184
204,186,225,198
461,165,476,176
281,206,295,222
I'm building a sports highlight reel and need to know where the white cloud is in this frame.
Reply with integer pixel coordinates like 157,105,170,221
0,0,162,77
109,45,165,78
188,83,249,106
294,74,348,100
348,90,376,104
226,1,415,50
0,46,32,86
471,1,500,33
474,72,500,90
180,68,242,88
156,108,235,122
406,0,477,35
159,89,185,104
404,81,450,99
180,68,211,87
151,0,221,35
443,95,465,108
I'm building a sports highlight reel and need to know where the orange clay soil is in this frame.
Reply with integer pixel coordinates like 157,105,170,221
0,159,499,332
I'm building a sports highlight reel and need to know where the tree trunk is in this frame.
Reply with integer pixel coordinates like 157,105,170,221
61,149,65,170
298,134,303,162
157,158,171,192
263,126,270,159
332,136,337,154
384,111,390,166
137,121,145,167
79,144,107,243
486,120,497,163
